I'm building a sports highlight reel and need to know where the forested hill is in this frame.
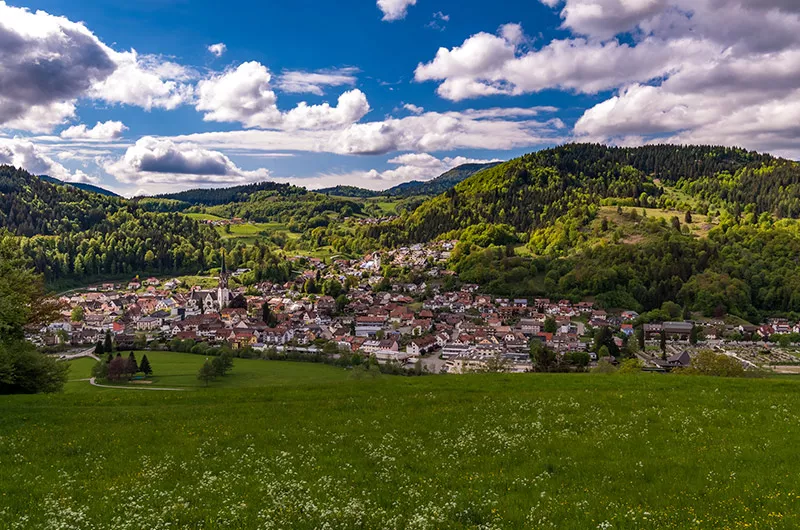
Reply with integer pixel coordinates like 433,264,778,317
368,144,792,245
0,165,222,283
38,175,119,197
318,162,500,198
0,165,123,236
154,181,304,206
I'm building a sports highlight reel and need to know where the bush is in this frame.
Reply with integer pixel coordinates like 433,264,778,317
0,341,69,394
617,358,644,374
675,350,746,377
591,359,617,374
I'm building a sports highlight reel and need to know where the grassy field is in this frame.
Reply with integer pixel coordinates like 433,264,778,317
598,206,716,237
2,362,800,528
184,213,226,222
68,351,351,389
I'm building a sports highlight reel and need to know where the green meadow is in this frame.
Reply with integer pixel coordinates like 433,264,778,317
2,356,799,528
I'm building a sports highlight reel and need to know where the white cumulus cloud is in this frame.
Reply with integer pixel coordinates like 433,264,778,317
196,62,369,130
377,0,417,21
104,137,271,186
207,43,227,57
60,121,128,141
0,138,99,183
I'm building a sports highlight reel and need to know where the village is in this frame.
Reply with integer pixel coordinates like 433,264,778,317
29,241,800,374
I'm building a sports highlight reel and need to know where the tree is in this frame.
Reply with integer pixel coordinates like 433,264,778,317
91,360,108,381
635,326,645,351
530,340,557,372
617,358,644,374
71,306,84,322
660,330,667,359
685,210,693,224
126,352,138,376
104,330,113,353
106,356,128,382
94,341,105,356
677,350,746,377
592,326,619,357
198,359,216,386
229,294,247,309
671,216,682,231
139,354,153,377
543,317,558,334
689,325,699,345
262,302,278,327
0,341,69,394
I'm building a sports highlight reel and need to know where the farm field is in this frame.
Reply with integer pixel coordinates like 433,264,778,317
2,367,800,528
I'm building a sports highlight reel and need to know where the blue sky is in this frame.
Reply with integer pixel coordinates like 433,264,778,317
0,0,798,195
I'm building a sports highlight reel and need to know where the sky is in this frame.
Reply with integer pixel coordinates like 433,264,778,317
0,0,798,196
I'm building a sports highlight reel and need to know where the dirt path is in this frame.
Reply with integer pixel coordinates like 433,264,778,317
89,377,189,391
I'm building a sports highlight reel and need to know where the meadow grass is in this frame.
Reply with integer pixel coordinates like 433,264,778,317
69,351,352,389
184,213,226,222
1,367,799,528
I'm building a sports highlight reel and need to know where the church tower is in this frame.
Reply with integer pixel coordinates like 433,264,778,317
217,251,230,310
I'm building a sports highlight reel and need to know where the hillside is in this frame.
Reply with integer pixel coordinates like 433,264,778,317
362,144,800,319
154,181,303,206
0,165,221,283
38,175,119,197
0,165,123,236
370,144,779,244
318,162,500,198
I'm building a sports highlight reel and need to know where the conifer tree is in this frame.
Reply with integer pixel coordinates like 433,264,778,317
139,355,153,377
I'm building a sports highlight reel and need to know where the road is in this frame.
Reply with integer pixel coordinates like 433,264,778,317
89,377,188,391
58,348,100,362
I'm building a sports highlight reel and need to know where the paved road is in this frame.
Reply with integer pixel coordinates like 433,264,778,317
58,348,100,362
89,377,188,391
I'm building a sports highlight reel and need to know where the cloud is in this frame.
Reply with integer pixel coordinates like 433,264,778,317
403,103,425,114
0,1,196,133
308,153,501,190
377,0,417,21
196,61,370,130
88,51,195,111
104,137,271,186
427,11,450,31
415,23,693,101
196,61,281,127
0,138,99,183
277,67,359,96
415,1,800,157
167,105,564,156
60,121,128,140
0,1,116,132
207,43,227,57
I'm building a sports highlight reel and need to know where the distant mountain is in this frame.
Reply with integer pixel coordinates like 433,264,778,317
38,175,119,197
318,162,501,198
384,162,502,197
317,185,380,198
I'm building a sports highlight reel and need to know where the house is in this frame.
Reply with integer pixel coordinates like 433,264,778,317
135,316,162,331
355,316,387,337
362,339,399,354
406,335,437,356
663,321,694,341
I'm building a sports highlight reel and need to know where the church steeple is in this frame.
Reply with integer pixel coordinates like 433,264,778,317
217,250,230,309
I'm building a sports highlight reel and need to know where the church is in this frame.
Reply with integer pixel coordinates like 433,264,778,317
187,256,231,314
